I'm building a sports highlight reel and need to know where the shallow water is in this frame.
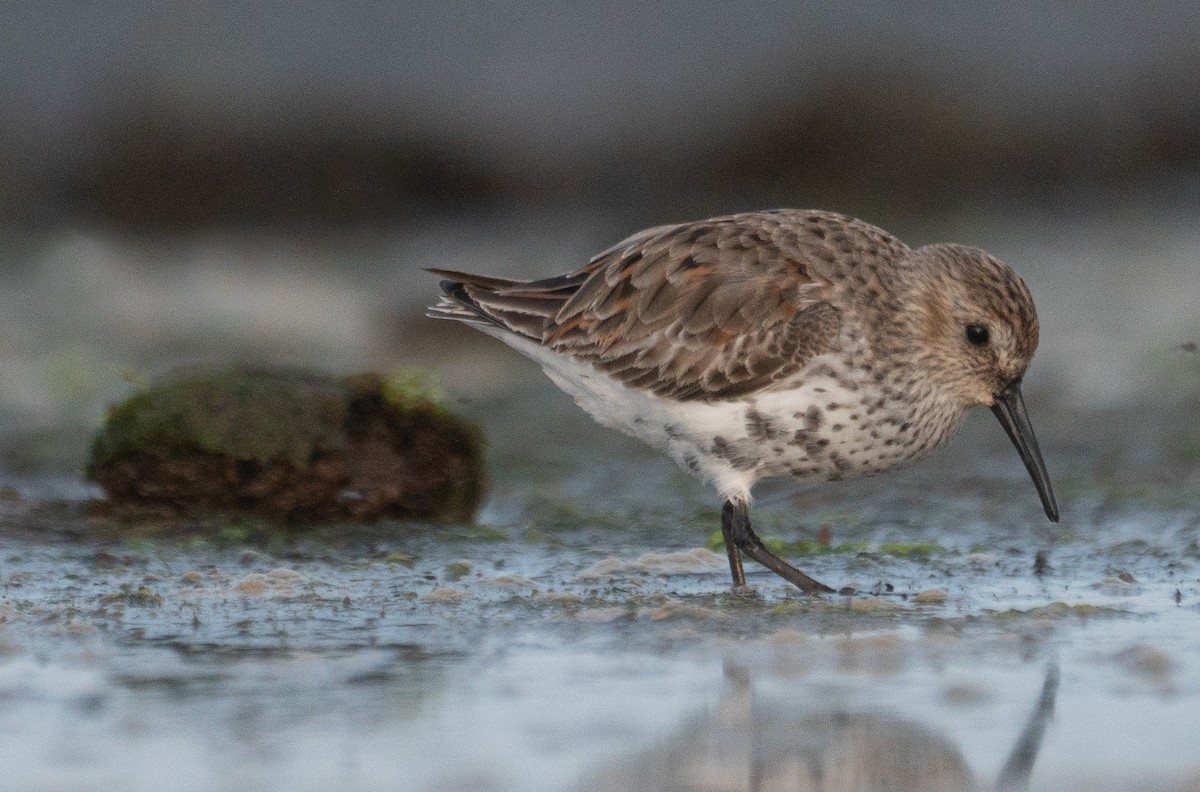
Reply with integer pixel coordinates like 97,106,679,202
1,378,1198,792
1,209,1199,790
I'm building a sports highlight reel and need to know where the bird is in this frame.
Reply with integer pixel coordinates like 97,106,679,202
427,209,1058,594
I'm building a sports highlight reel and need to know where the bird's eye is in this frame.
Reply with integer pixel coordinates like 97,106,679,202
965,324,990,347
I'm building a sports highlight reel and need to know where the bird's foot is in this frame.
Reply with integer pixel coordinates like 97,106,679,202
720,499,836,595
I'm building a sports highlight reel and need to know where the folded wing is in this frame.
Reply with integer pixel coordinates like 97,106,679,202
429,212,861,401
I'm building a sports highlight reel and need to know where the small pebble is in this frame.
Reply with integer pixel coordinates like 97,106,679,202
1114,644,1174,681
847,596,902,613
422,587,469,603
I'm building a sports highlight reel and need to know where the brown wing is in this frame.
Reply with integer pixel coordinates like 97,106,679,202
430,210,905,401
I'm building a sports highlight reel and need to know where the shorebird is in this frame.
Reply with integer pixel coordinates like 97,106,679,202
428,209,1058,593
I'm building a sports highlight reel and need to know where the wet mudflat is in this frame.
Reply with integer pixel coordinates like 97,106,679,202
1,378,1198,792
5,2,1200,781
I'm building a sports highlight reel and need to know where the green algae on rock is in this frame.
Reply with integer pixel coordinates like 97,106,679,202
87,368,485,522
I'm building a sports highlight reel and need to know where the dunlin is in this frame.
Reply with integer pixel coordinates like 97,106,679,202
428,209,1058,593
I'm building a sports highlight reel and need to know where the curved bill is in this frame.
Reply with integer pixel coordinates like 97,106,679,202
990,383,1059,522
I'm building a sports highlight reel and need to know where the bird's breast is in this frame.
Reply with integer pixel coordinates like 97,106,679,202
677,368,967,485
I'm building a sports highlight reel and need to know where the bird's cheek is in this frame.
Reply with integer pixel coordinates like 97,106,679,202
968,382,997,408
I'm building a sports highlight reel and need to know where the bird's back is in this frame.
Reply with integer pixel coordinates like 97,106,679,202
429,209,908,401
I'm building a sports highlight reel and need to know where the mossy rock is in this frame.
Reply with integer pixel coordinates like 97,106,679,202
87,368,485,523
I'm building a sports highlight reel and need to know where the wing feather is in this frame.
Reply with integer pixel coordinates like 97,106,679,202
428,210,908,401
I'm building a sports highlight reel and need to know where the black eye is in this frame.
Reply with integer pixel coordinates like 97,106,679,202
965,324,990,347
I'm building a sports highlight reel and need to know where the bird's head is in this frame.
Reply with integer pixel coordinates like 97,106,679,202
905,243,1040,405
903,243,1058,522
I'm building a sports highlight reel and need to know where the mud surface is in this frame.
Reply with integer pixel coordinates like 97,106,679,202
2,378,1199,792
1,210,1199,791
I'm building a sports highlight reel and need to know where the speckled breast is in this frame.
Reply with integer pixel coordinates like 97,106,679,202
700,367,967,483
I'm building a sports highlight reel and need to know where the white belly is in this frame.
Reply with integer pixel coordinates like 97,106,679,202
486,329,963,501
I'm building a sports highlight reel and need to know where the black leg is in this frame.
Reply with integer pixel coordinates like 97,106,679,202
721,499,835,594
720,504,747,587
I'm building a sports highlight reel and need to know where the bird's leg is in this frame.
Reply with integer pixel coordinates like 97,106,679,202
721,499,836,594
720,503,747,587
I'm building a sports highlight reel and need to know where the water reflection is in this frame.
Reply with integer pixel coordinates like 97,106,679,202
585,664,1059,792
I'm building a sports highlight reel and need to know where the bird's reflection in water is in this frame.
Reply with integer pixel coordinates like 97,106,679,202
583,664,1058,792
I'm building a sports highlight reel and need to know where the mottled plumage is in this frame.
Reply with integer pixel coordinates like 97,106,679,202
428,209,1058,593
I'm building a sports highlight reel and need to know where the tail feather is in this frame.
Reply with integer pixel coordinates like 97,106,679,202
425,267,585,341
424,268,523,290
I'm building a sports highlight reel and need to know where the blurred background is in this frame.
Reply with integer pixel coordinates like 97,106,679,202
3,8,1200,790
2,0,1199,473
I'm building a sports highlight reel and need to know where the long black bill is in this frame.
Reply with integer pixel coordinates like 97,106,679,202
990,383,1059,522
